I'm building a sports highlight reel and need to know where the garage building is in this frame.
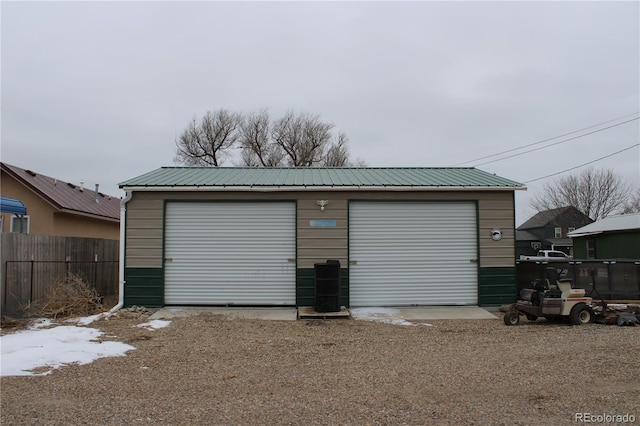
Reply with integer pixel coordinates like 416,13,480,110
119,167,524,308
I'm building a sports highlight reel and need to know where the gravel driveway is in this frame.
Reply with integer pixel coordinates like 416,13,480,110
1,311,639,425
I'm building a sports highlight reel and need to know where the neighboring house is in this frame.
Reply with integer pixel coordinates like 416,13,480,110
1,162,121,239
568,213,640,259
516,207,593,258
119,166,524,308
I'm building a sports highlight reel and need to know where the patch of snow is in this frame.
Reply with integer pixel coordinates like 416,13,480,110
29,318,55,329
1,325,134,377
66,313,104,326
350,307,431,326
136,320,171,330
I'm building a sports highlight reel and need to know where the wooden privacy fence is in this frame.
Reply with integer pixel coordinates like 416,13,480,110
1,233,119,315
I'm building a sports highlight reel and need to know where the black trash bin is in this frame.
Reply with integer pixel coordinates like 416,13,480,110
314,260,341,313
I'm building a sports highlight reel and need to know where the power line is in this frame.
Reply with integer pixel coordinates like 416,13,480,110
452,112,639,166
523,143,640,184
472,117,639,167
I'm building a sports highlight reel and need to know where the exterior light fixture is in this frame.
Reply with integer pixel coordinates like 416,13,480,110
316,200,329,211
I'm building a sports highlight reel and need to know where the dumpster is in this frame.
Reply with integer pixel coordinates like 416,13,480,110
314,260,341,313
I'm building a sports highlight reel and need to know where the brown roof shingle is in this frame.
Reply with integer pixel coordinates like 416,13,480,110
1,162,121,220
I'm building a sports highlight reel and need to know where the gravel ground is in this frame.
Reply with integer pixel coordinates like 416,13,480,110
1,311,639,426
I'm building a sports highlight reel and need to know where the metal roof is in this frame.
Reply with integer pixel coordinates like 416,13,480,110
516,206,594,230
547,238,573,247
119,167,524,190
1,162,121,220
515,230,539,241
568,213,640,237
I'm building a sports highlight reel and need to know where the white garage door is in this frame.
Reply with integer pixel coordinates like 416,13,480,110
164,202,296,305
349,201,477,306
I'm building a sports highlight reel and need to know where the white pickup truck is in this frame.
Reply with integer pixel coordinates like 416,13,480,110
519,250,571,261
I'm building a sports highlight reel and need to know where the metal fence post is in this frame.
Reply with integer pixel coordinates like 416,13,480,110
94,254,98,291
29,258,34,306
605,261,615,299
637,261,640,299
3,261,8,314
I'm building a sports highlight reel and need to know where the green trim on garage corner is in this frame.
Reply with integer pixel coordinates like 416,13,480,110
478,267,516,306
474,199,481,296
297,268,349,307
124,268,164,307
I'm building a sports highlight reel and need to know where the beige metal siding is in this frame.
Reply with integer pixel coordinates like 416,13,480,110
125,195,163,268
297,198,348,268
123,190,516,271
478,196,516,267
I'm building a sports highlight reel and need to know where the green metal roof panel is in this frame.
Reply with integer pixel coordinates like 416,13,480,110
119,167,523,188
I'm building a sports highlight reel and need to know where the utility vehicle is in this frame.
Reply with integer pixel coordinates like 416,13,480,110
504,268,594,326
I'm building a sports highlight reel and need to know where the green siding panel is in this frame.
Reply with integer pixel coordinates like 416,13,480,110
479,267,517,306
124,268,164,307
297,268,350,307
573,232,640,259
573,239,588,259
596,232,640,259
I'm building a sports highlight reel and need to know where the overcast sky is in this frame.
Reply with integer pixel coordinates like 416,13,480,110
2,1,638,225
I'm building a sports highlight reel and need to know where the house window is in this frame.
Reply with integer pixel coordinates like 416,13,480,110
586,239,596,259
568,227,575,233
10,215,30,234
554,227,562,238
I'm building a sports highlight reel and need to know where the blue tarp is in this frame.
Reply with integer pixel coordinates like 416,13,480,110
0,196,27,215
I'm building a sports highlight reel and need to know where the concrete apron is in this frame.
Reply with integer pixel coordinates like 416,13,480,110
149,306,498,321
149,307,298,321
393,307,498,320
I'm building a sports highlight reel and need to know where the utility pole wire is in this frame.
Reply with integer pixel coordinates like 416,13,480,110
471,117,639,167
523,143,640,184
452,112,639,166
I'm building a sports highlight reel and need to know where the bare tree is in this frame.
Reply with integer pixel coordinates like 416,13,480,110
238,110,285,167
176,109,362,167
348,158,369,167
619,187,640,214
271,111,333,166
324,132,350,166
530,167,632,220
175,109,242,166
